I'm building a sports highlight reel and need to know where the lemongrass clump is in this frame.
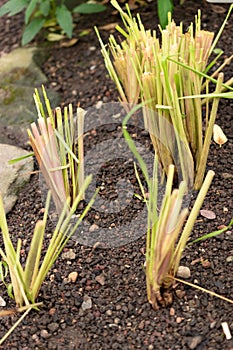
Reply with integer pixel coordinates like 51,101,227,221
123,105,233,310
0,176,92,309
97,1,233,189
28,86,85,214
144,164,215,309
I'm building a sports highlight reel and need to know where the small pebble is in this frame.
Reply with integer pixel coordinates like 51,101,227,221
68,271,78,283
176,317,184,324
96,100,103,109
170,307,175,316
175,289,186,299
106,309,113,316
81,295,92,311
226,256,233,263
40,329,50,339
47,322,59,333
89,224,99,232
95,274,105,286
31,334,39,342
138,320,145,329
61,249,76,260
0,296,6,307
188,335,202,349
114,317,120,324
177,266,191,279
49,308,56,316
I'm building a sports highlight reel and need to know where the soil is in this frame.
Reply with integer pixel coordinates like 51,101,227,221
0,1,233,349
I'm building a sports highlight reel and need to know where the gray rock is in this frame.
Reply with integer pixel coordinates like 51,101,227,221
0,47,59,128
0,143,33,213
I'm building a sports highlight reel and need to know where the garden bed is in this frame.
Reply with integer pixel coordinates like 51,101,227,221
0,1,233,349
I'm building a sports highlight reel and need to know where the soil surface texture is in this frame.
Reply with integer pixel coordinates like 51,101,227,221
0,1,233,349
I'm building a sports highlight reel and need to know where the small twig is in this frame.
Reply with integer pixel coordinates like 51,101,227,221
173,276,233,304
0,308,31,345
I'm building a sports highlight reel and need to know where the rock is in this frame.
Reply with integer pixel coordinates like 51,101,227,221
177,266,191,279
81,295,92,311
0,143,33,213
170,307,175,316
89,223,99,232
187,335,202,349
226,256,233,263
176,316,184,324
175,289,186,299
138,320,145,329
68,271,78,283
0,47,59,132
61,249,76,260
106,309,113,316
47,322,59,333
40,329,50,339
95,274,105,286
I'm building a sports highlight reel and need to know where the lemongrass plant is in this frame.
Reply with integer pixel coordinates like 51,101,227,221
28,86,85,214
123,106,233,310
96,1,233,190
0,176,93,312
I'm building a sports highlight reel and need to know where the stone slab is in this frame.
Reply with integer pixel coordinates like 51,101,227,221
0,143,34,213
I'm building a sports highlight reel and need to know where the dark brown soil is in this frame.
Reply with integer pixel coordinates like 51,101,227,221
0,1,233,349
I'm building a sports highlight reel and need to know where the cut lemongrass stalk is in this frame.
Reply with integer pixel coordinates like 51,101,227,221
221,322,232,340
77,107,85,199
173,169,215,273
194,73,223,190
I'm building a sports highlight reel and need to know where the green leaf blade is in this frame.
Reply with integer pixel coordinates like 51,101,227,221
157,0,173,29
55,5,73,38
25,0,38,24
40,1,50,17
22,18,46,45
73,3,106,14
0,0,27,17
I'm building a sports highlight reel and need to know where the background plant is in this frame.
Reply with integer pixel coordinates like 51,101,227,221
0,0,106,45
97,0,233,190
157,0,185,28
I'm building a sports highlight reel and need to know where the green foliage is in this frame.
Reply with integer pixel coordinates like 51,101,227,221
157,1,186,28
0,260,13,299
157,0,173,28
189,218,233,245
55,4,73,38
0,0,106,45
22,18,46,46
73,3,107,14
